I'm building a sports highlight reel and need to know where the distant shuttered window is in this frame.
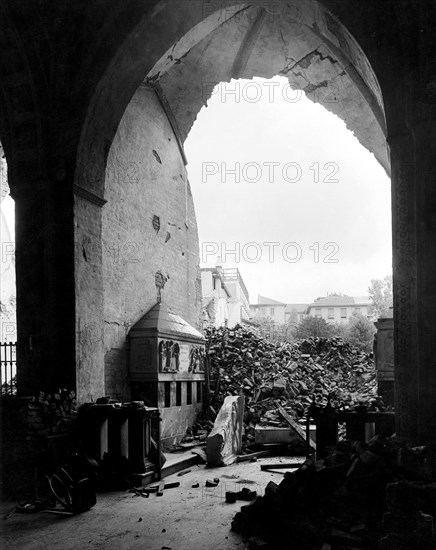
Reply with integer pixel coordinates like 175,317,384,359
315,308,322,317
270,308,275,315
341,308,347,318
328,308,334,319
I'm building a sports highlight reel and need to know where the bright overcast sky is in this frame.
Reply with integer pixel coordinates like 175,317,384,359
185,76,392,305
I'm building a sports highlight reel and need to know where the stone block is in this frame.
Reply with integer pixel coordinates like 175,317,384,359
206,395,244,466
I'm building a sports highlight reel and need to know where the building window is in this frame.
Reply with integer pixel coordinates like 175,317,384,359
341,308,347,318
354,307,361,313
315,308,322,317
270,308,275,316
328,308,334,319
261,307,265,315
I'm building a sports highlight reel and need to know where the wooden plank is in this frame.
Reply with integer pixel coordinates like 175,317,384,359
275,401,316,450
235,450,271,462
260,462,304,471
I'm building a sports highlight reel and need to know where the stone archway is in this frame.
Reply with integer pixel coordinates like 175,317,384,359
84,0,392,404
2,1,434,444
148,1,388,173
77,0,390,195
75,1,436,444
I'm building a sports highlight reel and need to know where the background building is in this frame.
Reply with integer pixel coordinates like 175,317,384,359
221,268,250,328
200,268,230,328
201,266,250,328
306,293,372,324
250,295,287,324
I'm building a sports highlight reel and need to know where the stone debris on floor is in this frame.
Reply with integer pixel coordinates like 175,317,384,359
1,457,299,550
232,435,436,550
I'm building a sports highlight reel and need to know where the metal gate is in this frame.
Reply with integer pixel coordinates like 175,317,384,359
0,342,16,394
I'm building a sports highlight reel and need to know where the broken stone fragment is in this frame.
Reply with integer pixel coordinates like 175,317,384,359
225,488,257,503
205,479,219,487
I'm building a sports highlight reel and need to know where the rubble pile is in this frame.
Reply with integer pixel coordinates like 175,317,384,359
206,325,382,442
28,389,77,434
232,435,436,549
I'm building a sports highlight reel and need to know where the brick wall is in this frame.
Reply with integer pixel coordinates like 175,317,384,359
102,86,202,400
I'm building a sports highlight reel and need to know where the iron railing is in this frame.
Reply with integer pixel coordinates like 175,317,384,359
1,341,17,394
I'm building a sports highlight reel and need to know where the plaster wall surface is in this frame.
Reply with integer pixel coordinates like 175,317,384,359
101,86,202,401
75,195,106,402
201,270,229,327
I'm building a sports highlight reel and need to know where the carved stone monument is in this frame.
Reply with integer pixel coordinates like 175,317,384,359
129,303,205,449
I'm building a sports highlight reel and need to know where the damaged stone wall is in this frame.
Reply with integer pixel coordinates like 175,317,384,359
101,86,202,401
75,195,106,402
153,1,388,174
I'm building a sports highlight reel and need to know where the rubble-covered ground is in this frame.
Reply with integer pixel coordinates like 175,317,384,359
232,435,436,549
206,325,384,445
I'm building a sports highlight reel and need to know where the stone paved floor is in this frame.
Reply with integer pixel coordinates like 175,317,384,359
0,457,303,550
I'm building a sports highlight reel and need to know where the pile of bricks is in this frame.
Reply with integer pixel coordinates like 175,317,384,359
232,435,436,549
28,389,77,435
0,389,77,503
206,326,383,445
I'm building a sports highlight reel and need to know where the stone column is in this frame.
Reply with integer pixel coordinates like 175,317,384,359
389,120,436,444
389,130,419,442
411,120,436,443
12,178,76,395
11,170,107,404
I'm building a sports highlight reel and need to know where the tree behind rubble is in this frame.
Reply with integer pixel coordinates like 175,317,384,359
345,311,376,353
293,316,333,338
368,275,393,318
250,317,295,344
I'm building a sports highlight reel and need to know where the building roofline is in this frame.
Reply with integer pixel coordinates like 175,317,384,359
307,301,371,309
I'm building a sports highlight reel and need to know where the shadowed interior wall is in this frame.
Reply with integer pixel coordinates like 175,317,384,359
101,85,202,400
